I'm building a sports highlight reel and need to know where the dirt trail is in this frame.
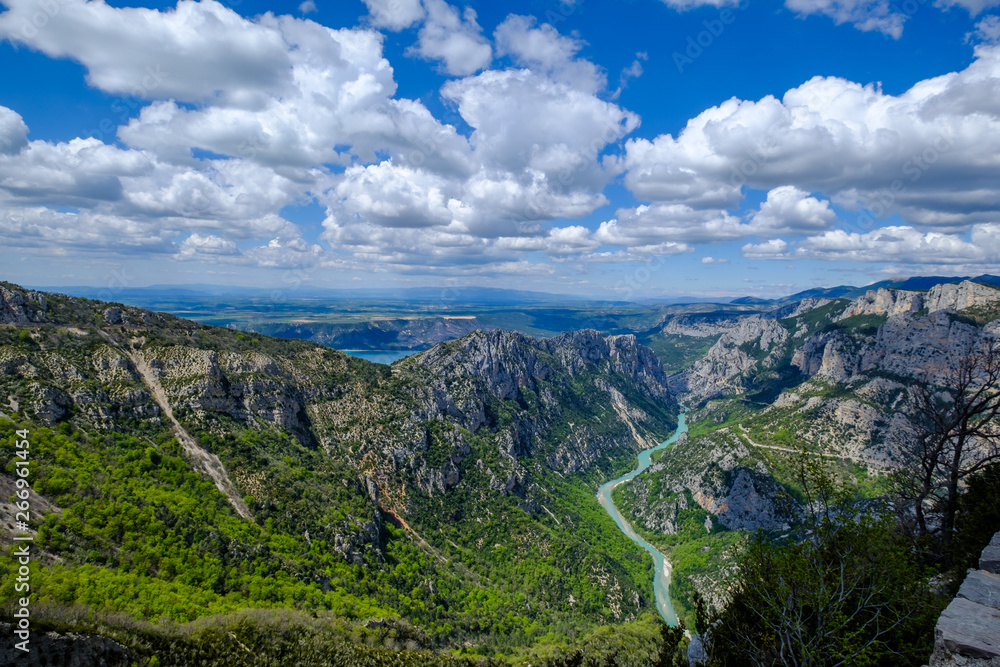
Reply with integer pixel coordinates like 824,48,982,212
736,424,865,463
127,350,253,520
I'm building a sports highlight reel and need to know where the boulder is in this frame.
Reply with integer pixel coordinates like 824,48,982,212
935,598,1000,660
981,534,1000,576
959,570,1000,611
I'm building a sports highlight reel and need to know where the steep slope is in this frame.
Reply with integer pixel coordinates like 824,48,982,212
0,282,678,656
614,280,1000,627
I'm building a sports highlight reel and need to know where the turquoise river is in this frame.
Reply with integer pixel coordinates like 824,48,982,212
596,409,688,626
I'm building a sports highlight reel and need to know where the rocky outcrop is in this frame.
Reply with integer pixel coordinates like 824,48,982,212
789,311,983,387
859,313,982,383
606,333,672,398
660,312,748,338
670,315,790,401
624,427,793,536
772,297,835,319
836,287,923,320
982,533,1000,574
410,329,669,407
928,532,1000,666
833,281,1000,323
396,329,676,487
707,467,790,532
676,280,1000,407
926,281,1000,314
0,285,48,324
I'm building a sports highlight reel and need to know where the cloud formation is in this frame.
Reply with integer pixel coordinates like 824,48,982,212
622,45,1000,234
1,0,1000,287
784,0,908,38
363,0,425,30
0,0,292,102
408,0,492,75
743,224,1000,265
748,186,836,235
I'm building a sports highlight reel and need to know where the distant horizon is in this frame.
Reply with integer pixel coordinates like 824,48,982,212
14,272,999,306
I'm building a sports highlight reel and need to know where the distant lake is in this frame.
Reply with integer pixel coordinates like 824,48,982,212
342,350,418,364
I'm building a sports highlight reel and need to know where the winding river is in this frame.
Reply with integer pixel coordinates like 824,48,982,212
596,409,687,626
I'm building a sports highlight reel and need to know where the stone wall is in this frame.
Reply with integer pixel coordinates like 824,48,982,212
928,532,1000,666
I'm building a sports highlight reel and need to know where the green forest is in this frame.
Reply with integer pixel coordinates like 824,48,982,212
0,418,674,660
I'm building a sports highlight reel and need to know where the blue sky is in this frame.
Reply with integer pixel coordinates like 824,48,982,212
1,0,999,300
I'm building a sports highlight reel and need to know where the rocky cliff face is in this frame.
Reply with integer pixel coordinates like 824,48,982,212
926,281,1000,313
659,313,748,338
673,280,1000,406
836,287,923,320
345,328,677,513
620,426,793,537
788,310,983,387
834,281,1000,321
668,311,794,402
406,330,668,436
624,280,1000,573
1,285,48,324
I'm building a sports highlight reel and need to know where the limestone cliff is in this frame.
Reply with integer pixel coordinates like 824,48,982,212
673,280,1000,407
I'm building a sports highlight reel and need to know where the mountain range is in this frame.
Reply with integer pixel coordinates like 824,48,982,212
3,276,1000,663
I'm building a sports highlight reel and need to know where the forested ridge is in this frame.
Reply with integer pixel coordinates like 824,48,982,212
0,283,685,664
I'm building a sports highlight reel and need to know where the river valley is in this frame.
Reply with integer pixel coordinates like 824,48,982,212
597,410,688,626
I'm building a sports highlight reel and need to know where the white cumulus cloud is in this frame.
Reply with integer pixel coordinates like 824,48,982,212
784,0,908,38
407,0,492,76
624,46,1000,231
362,0,425,30
742,224,1000,264
494,15,604,92
748,186,836,235
0,107,29,156
0,0,292,103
